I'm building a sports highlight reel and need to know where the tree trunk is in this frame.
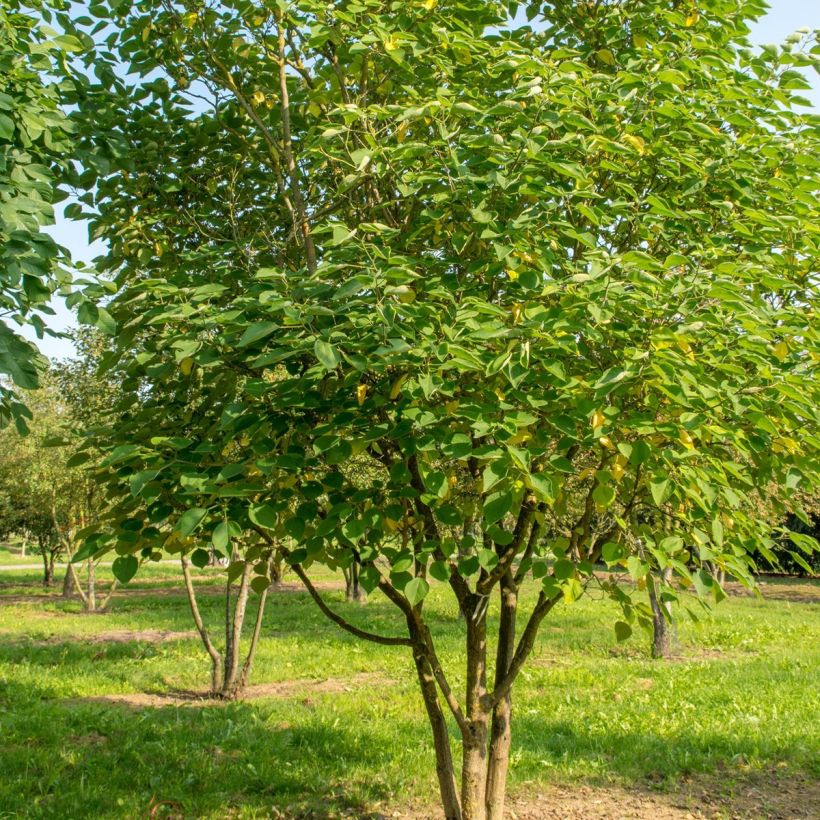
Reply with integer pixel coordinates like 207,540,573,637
649,568,676,659
344,561,367,603
20,529,28,558
181,556,224,693
461,721,489,820
234,579,271,696
41,544,54,588
461,603,489,820
223,562,252,696
62,561,79,598
86,558,97,612
485,575,517,820
410,640,462,820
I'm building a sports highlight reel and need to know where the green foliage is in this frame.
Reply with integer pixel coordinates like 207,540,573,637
73,0,819,612
0,1,76,429
61,1,820,810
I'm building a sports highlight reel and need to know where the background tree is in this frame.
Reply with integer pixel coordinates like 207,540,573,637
68,1,819,818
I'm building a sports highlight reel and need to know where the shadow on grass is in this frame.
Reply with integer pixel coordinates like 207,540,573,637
0,676,402,819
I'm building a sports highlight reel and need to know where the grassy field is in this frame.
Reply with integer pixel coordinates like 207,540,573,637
0,562,817,819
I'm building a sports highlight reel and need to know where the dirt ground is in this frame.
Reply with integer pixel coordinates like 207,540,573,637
67,672,394,709
393,772,820,820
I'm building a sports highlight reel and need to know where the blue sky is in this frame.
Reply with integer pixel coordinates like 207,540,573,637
26,0,820,361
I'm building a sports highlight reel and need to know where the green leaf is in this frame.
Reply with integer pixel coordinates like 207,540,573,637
429,560,449,582
592,484,616,509
601,541,624,564
191,548,210,568
66,451,91,468
112,555,138,583
314,339,341,370
404,577,430,606
483,490,513,524
177,507,208,538
249,504,277,530
251,575,271,594
614,621,632,642
650,476,671,506
238,322,278,347
212,520,231,550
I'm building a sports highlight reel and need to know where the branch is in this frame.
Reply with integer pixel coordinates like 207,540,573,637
290,561,412,646
485,590,561,709
477,498,536,594
277,14,317,273
412,618,469,735
250,525,411,646
181,556,222,668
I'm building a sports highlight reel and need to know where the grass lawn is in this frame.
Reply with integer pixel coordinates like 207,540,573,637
0,563,817,819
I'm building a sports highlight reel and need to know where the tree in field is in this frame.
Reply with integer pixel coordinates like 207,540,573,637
0,381,86,588
69,1,818,817
0,343,117,605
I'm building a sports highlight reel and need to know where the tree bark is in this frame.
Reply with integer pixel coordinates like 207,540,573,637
223,562,252,695
649,567,676,659
410,640,462,820
461,602,489,820
234,580,270,696
181,556,224,693
344,561,366,603
41,544,54,587
86,558,97,612
485,574,517,820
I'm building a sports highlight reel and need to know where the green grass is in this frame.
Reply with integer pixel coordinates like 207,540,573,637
0,564,817,818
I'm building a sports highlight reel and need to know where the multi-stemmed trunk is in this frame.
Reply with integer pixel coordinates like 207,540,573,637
181,556,270,699
344,561,367,603
39,540,56,588
401,573,547,820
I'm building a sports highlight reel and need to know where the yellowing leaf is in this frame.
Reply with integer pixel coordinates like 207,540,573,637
180,357,194,376
596,48,615,66
678,429,695,449
251,90,265,106
384,36,400,52
506,268,519,281
181,11,198,28
685,12,700,26
598,436,616,451
612,463,625,481
623,134,645,154
773,341,789,362
356,384,367,406
390,374,407,400
421,0,438,8
511,303,523,323
591,410,606,429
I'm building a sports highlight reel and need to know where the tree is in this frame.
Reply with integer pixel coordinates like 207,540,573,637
0,380,84,588
70,1,819,817
0,0,75,429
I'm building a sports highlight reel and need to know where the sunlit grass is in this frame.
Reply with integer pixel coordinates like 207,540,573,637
0,563,817,818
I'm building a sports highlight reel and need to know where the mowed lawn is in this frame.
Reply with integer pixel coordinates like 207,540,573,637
0,562,817,819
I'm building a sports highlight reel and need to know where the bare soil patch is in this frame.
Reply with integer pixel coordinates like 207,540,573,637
399,771,819,819
723,579,819,605
1,628,198,647
67,672,393,709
